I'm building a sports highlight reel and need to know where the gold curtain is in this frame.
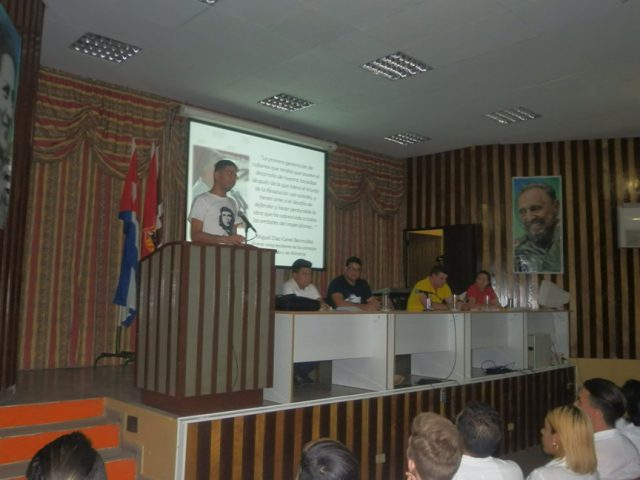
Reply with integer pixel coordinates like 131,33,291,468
19,69,406,369
20,68,186,369
316,147,406,293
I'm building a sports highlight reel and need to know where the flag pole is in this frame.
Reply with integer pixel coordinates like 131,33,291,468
94,139,141,367
93,326,135,367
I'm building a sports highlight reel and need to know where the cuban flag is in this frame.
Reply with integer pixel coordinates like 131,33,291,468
113,142,140,327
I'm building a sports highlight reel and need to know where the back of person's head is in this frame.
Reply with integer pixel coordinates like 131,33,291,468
296,438,359,480
622,379,640,426
429,265,447,277
583,377,626,427
344,256,362,267
545,405,597,475
292,258,312,273
26,431,106,480
407,412,462,480
456,402,502,457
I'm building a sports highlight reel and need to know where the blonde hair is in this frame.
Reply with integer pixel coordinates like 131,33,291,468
407,413,462,480
546,405,597,474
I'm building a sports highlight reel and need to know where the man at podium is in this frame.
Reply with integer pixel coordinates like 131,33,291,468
189,159,246,246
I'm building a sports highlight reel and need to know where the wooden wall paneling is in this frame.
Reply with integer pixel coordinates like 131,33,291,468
407,138,640,360
183,368,575,479
0,0,44,394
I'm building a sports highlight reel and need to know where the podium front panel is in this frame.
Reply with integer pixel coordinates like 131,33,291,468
137,242,275,414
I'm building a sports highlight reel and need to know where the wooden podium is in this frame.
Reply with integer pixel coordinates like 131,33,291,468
136,242,275,415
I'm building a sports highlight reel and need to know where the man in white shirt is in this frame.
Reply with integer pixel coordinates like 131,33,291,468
283,259,328,385
618,379,640,452
282,258,328,309
453,402,524,480
575,377,640,480
188,159,245,246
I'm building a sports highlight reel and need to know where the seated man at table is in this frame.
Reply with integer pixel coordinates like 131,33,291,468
407,266,455,312
282,258,329,311
282,258,328,386
327,256,379,311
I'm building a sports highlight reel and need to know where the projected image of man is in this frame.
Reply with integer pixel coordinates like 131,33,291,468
189,159,245,246
514,182,562,273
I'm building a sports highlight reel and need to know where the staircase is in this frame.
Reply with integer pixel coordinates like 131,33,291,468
0,398,137,480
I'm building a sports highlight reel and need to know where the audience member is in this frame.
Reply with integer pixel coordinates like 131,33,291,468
526,405,597,480
575,378,640,480
26,431,106,480
618,379,640,452
407,266,455,312
406,412,462,480
452,402,523,480
326,256,379,311
296,438,359,480
465,271,499,307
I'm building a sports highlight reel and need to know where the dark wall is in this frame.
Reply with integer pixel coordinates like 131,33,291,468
0,0,44,394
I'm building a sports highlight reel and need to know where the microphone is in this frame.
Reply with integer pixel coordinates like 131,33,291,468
238,211,256,232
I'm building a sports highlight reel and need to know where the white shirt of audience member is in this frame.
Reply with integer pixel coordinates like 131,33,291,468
616,417,640,453
526,457,598,480
593,428,640,480
452,454,524,480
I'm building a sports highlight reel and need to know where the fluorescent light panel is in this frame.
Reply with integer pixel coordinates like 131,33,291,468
384,132,430,146
484,107,541,125
197,0,218,4
259,93,314,112
362,52,432,80
70,33,141,64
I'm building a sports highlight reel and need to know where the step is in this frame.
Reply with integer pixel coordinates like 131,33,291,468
0,447,137,480
0,398,104,428
0,417,120,464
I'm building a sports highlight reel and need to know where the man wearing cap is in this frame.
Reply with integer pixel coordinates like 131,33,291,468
282,258,329,310
189,159,246,246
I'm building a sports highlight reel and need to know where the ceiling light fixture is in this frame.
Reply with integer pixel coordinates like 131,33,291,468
197,0,218,4
69,33,141,64
259,93,314,112
384,132,430,146
484,107,541,125
362,52,432,81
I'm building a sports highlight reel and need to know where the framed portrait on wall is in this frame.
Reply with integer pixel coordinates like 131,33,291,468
512,176,563,274
0,5,21,229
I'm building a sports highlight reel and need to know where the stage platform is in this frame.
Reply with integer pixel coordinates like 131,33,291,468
1,364,569,479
